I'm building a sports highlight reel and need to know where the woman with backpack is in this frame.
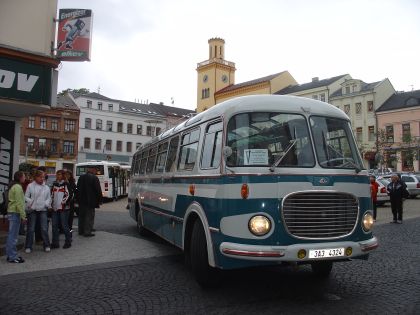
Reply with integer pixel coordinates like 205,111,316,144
5,171,26,263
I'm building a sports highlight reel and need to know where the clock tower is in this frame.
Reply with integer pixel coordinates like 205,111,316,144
196,38,236,112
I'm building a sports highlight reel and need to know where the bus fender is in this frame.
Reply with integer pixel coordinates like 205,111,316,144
183,202,216,268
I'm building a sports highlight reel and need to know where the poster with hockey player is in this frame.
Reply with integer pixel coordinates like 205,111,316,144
57,9,93,61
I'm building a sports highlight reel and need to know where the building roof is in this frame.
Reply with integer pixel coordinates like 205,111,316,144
70,91,115,101
330,80,382,98
376,90,420,112
274,74,348,95
149,103,195,118
56,94,79,110
118,100,165,118
215,71,286,95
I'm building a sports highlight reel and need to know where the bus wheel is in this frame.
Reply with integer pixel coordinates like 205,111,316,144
311,261,333,277
137,211,149,236
190,220,220,288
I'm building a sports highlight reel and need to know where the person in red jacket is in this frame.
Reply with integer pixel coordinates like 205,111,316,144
370,175,379,221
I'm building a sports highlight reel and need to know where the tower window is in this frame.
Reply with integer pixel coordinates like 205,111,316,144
202,88,210,99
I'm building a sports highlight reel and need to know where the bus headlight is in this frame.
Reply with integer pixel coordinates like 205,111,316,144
362,212,374,232
249,215,271,236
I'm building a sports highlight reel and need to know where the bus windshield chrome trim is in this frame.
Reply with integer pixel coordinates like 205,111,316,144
280,190,360,241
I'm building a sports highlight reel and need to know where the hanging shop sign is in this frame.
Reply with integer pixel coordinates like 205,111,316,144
0,120,15,195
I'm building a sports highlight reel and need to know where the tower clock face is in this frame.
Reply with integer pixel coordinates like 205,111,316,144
203,74,208,83
222,74,228,83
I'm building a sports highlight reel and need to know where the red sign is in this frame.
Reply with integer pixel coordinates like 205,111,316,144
56,9,93,61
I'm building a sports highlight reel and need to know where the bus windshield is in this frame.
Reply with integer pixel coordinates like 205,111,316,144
310,116,363,169
76,165,105,176
226,112,315,167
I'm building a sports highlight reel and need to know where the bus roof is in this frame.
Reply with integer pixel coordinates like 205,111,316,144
139,95,349,151
76,161,121,167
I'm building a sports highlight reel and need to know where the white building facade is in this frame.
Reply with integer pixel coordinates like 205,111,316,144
70,92,166,165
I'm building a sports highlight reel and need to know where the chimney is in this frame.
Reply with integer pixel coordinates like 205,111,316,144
312,77,319,82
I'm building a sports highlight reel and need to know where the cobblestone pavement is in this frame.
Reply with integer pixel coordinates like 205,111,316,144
1,202,419,314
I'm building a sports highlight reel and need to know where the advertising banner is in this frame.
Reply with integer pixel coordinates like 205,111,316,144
0,120,15,199
56,9,93,61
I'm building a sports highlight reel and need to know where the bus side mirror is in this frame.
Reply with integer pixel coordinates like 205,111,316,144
222,146,233,160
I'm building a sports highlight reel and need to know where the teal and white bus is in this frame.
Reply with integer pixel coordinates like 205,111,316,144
128,95,378,286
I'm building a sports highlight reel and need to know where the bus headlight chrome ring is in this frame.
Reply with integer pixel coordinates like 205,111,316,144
362,212,374,232
249,215,271,236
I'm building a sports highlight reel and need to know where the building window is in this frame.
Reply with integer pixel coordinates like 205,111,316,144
63,141,75,154
116,141,122,152
106,121,113,131
147,126,155,136
85,118,91,129
136,143,142,150
320,93,325,102
127,123,133,134
108,104,113,111
51,119,58,131
202,88,210,99
87,100,92,108
345,86,350,94
28,116,35,128
356,127,363,142
27,137,34,150
367,101,374,112
95,139,101,150
39,138,46,149
117,122,123,133
50,140,57,152
96,119,102,130
137,125,142,135
98,102,102,110
156,127,162,136
84,137,90,149
64,119,76,132
368,126,375,142
402,123,411,140
105,140,112,151
127,142,132,152
40,117,47,129
386,125,394,143
355,103,361,114
344,104,350,114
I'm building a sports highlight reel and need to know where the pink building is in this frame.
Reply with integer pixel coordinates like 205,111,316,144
376,90,420,172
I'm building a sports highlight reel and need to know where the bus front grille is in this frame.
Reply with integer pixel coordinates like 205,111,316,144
282,192,358,239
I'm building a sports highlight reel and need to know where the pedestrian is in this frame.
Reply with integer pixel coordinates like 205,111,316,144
35,166,48,244
370,175,379,221
5,171,26,263
386,174,409,224
51,170,72,249
65,170,77,233
77,167,102,237
25,170,51,252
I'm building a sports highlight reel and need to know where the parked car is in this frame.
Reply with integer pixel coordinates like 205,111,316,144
380,173,420,198
376,178,390,206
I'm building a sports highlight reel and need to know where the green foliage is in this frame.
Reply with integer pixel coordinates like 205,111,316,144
59,88,90,96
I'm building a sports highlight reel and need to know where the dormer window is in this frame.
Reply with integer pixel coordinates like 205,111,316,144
406,97,419,106
345,86,350,94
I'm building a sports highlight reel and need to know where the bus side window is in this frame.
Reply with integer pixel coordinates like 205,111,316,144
165,136,179,173
146,146,157,174
201,121,223,169
155,142,169,173
178,129,200,171
139,150,148,174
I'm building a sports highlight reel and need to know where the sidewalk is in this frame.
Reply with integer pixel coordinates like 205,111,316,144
0,230,177,276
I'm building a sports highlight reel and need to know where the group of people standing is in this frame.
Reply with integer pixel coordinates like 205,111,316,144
4,166,102,264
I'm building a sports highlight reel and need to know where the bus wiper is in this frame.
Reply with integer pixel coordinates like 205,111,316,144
269,139,297,172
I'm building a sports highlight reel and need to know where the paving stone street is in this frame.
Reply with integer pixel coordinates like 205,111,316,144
1,198,419,315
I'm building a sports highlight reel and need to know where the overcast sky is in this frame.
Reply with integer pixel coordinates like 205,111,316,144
57,0,420,110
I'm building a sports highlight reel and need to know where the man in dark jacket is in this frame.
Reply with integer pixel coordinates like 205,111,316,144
386,174,409,224
77,167,102,236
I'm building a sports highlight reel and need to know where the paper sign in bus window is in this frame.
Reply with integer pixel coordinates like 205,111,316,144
244,149,269,165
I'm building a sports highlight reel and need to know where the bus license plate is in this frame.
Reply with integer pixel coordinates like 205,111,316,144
309,248,345,259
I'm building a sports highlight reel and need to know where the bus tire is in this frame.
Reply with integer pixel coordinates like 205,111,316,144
137,210,149,236
311,261,333,277
190,220,220,288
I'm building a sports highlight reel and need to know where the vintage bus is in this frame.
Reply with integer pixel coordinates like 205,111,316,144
76,161,129,199
128,95,378,286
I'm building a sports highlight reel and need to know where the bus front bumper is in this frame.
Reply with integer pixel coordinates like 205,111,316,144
220,236,378,262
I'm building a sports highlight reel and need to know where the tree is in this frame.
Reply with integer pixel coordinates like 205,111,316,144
59,88,90,96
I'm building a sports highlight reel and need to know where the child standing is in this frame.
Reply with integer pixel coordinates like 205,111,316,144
6,171,26,263
51,170,72,249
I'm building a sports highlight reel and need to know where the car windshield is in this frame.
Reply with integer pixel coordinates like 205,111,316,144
378,178,389,186
226,112,315,167
310,116,363,169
